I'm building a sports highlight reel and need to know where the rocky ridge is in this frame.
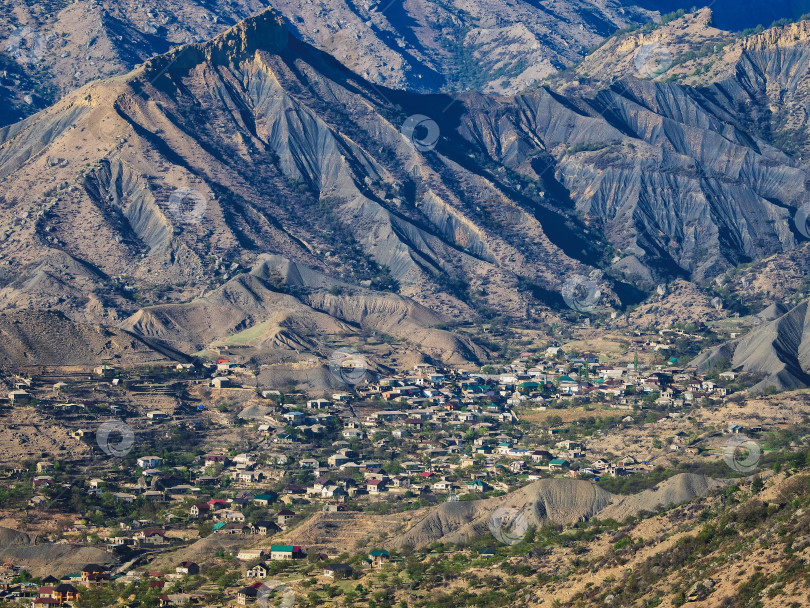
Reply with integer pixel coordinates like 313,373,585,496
2,9,810,365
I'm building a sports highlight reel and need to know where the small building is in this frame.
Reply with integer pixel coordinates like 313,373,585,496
80,564,107,584
324,563,353,579
237,583,262,605
246,563,270,578
8,390,32,404
176,561,199,575
283,411,304,425
342,428,364,440
328,454,351,467
53,583,80,603
253,493,277,507
135,529,167,545
251,520,279,536
137,456,164,469
36,461,54,474
237,549,265,561
277,509,296,527
466,480,490,493
94,364,116,378
368,549,389,568
204,454,227,467
391,476,410,488
366,479,387,494
211,377,230,389
270,545,303,560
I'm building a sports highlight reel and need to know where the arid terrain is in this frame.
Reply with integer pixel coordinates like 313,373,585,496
2,3,810,608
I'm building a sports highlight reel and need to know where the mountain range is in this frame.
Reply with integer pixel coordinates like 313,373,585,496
3,7,810,368
4,0,810,127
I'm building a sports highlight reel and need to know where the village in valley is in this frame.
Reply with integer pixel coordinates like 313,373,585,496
6,2,810,606
0,315,802,608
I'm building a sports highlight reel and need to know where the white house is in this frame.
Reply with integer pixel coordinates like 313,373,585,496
237,549,265,561
137,456,163,469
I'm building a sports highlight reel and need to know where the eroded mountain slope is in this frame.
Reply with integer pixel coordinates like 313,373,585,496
3,9,810,365
392,474,723,549
0,0,655,126
692,299,810,392
0,9,614,343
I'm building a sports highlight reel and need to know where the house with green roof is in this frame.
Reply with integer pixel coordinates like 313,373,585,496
369,549,390,568
466,479,491,493
270,545,304,560
253,493,276,506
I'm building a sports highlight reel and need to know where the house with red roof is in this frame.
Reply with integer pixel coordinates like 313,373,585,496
366,479,387,494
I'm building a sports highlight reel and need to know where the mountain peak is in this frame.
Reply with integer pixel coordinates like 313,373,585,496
140,8,288,80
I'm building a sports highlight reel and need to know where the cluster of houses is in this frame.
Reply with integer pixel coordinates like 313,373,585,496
235,550,388,605
4,548,392,606
9,546,391,607
19,353,747,521
0,337,762,605
5,342,757,528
